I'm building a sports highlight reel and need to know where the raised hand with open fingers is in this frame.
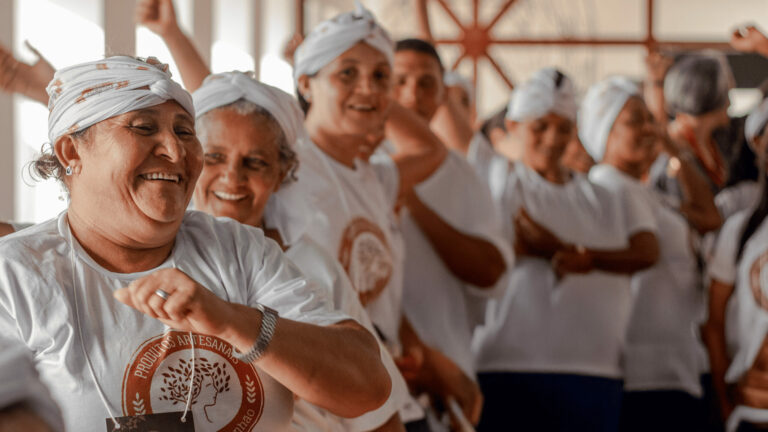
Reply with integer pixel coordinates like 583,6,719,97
0,41,54,104
731,25,768,56
135,0,180,38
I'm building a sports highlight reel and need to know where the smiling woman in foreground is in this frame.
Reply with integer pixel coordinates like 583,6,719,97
0,56,389,432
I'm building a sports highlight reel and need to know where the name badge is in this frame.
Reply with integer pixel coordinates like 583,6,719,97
106,411,195,431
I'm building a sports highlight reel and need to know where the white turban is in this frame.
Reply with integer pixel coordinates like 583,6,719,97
443,70,474,104
506,67,578,123
578,76,640,162
194,71,307,148
47,56,193,143
745,97,768,148
293,1,394,82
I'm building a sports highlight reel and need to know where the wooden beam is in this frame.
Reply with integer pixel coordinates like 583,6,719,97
435,38,731,50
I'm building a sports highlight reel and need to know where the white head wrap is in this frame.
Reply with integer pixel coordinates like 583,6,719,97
578,76,640,162
293,2,394,82
443,70,474,104
506,67,578,123
194,71,307,147
47,56,193,143
193,71,316,246
745,97,768,148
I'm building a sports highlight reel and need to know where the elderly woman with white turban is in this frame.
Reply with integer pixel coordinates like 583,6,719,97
581,76,720,432
0,56,391,432
292,5,489,430
190,71,411,432
471,68,660,432
705,96,768,432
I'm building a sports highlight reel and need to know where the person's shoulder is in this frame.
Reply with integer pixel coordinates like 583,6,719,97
288,235,336,270
181,210,266,240
180,211,270,255
722,208,752,237
0,218,62,265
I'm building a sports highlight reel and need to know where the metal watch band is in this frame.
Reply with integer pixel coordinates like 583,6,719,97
233,303,278,364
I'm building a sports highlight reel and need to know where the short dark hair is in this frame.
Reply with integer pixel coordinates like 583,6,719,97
395,38,444,71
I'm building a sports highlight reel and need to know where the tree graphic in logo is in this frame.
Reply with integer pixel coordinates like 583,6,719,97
158,357,231,423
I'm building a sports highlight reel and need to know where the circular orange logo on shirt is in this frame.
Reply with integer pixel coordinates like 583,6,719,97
121,331,264,432
751,250,768,311
338,217,393,306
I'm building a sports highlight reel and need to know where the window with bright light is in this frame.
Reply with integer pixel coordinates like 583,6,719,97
14,0,104,223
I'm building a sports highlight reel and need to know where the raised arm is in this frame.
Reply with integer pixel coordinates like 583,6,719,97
643,50,673,126
663,133,723,234
135,0,210,92
0,42,54,104
385,102,448,199
115,267,391,418
731,25,768,58
430,84,475,155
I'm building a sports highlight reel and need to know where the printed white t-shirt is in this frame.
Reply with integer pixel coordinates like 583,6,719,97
708,210,768,431
590,164,704,396
300,142,404,348
401,151,512,377
0,211,348,432
287,235,417,431
472,162,651,378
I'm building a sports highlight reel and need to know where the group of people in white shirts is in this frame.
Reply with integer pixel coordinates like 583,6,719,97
2,1,768,432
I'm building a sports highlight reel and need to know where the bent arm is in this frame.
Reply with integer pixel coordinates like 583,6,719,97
223,308,391,418
675,152,723,234
431,89,474,155
554,231,660,276
404,192,505,287
702,278,736,419
385,103,448,200
584,231,660,274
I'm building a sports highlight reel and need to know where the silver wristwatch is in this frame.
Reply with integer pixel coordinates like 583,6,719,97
233,303,278,364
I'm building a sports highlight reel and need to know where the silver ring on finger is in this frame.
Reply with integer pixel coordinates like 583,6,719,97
154,289,170,301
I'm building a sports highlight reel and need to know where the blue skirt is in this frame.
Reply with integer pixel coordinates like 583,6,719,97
477,372,623,432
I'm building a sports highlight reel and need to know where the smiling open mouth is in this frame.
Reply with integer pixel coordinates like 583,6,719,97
349,104,376,112
213,191,247,201
140,173,181,183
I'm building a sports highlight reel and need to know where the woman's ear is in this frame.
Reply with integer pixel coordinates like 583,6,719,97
53,134,82,175
297,75,312,102
504,118,519,135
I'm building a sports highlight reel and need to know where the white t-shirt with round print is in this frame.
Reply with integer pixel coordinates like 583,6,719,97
287,235,416,432
299,143,404,348
0,211,348,432
472,162,650,379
